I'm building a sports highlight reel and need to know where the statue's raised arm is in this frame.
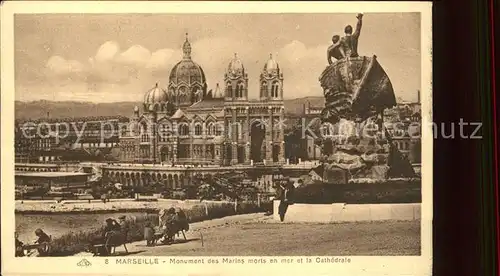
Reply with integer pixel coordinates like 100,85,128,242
353,13,363,39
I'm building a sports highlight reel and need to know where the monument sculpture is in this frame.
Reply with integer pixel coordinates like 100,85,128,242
320,13,415,182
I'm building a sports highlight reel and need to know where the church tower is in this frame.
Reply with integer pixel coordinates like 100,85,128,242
260,54,284,101
224,53,248,101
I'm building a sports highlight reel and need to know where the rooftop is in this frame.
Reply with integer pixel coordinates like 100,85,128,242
188,98,225,109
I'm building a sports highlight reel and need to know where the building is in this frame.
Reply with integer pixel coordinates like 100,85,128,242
15,116,126,163
303,101,323,117
119,35,286,166
384,92,421,164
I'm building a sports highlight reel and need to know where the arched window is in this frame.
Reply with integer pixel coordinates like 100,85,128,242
272,81,280,98
207,123,215,136
215,123,223,136
226,82,233,97
179,124,189,136
260,82,267,98
237,82,245,98
194,124,202,136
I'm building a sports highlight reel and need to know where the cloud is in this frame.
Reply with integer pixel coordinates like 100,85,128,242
94,41,120,63
44,41,178,90
39,38,332,101
117,45,151,67
35,40,185,102
45,55,84,75
146,48,176,70
277,40,328,98
279,40,309,63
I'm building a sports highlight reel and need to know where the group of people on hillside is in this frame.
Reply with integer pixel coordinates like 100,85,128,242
15,228,52,257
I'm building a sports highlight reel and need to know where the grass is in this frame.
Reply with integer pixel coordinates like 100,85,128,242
49,201,269,256
135,220,421,256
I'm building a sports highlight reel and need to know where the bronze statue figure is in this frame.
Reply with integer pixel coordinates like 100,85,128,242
341,13,363,58
319,13,415,181
327,35,345,64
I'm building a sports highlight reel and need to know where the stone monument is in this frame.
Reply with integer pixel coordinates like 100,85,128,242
320,14,415,183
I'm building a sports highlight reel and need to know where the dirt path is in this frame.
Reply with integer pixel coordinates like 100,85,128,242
75,214,420,256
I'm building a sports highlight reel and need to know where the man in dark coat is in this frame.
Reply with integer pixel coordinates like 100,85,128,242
278,181,295,222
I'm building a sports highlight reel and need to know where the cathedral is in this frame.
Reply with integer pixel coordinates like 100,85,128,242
119,35,286,166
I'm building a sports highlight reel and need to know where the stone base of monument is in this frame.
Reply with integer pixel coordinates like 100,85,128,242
320,116,417,182
273,200,421,223
323,131,393,182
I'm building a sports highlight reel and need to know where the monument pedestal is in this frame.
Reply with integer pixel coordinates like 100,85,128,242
322,119,393,182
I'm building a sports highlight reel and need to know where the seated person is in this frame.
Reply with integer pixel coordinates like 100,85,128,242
158,208,178,243
327,35,346,64
103,218,121,237
89,218,121,255
33,229,51,256
116,215,130,241
34,228,51,244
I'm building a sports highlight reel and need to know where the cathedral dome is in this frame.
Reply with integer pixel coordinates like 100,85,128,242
227,53,244,76
168,59,206,87
264,54,279,73
168,34,207,107
144,83,168,104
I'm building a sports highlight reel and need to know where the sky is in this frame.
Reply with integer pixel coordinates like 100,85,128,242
14,13,421,103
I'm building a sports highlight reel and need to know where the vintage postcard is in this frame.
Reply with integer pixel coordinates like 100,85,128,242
1,1,433,275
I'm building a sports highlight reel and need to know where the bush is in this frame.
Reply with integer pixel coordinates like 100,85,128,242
49,201,266,256
294,179,421,204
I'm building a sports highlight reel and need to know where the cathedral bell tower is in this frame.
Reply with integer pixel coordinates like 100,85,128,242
260,54,284,101
224,53,248,101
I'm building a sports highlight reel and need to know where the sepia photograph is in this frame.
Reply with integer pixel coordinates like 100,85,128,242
1,2,432,276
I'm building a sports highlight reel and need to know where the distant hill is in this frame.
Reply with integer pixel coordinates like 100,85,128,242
14,97,325,121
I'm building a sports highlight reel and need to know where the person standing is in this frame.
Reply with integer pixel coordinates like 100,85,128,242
340,13,363,58
278,181,295,222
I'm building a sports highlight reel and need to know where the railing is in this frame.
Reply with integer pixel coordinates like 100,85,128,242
282,161,320,169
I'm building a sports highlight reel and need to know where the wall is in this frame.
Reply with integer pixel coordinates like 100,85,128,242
273,200,420,223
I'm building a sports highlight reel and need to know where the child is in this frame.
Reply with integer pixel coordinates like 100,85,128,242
144,221,155,247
